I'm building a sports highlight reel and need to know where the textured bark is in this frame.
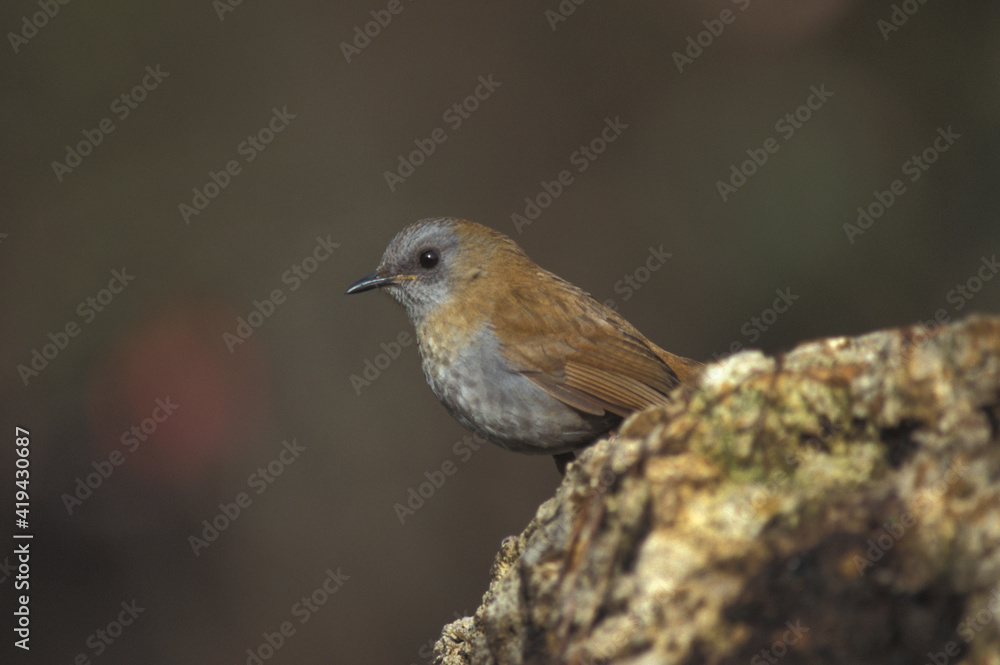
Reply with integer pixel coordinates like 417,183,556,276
434,314,1000,665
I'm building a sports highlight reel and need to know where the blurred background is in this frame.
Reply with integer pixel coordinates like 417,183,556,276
1,1,999,663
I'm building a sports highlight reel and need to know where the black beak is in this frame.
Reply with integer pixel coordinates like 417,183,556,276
345,272,397,294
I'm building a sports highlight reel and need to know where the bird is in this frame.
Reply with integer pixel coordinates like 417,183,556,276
346,218,701,473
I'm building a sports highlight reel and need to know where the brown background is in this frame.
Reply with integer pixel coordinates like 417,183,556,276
2,1,999,664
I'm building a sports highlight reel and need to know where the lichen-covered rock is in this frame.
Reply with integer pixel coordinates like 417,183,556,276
434,314,1000,665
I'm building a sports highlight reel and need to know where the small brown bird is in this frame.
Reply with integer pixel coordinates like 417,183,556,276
346,218,700,472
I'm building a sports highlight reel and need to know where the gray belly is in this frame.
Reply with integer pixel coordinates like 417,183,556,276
420,326,618,454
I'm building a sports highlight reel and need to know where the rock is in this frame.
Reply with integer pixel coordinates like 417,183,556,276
433,314,1000,665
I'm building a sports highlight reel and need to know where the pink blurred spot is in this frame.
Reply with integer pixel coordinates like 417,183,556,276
87,301,272,481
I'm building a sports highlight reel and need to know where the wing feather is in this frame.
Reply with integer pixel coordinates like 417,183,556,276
495,274,684,418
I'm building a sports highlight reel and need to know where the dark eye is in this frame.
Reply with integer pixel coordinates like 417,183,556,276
418,249,439,270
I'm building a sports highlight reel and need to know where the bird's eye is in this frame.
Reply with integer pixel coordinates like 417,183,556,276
418,249,439,270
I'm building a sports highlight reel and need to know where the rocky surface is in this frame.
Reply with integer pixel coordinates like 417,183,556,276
433,314,1000,665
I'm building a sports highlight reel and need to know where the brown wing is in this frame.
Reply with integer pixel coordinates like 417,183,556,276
495,274,689,418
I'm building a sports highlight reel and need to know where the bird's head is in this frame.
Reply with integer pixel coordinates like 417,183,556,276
346,217,528,323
